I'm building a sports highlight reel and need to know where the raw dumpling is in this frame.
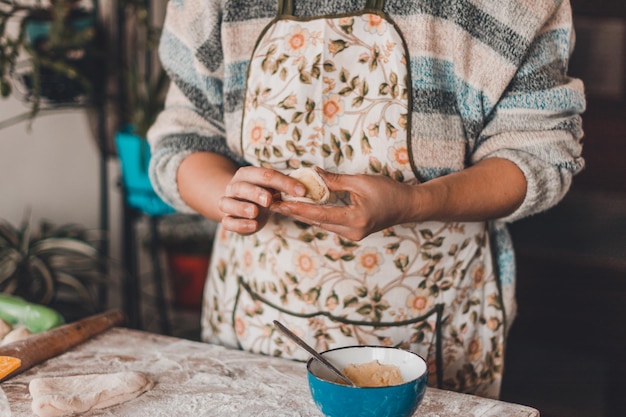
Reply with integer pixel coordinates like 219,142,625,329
0,319,12,340
282,167,330,204
1,325,32,345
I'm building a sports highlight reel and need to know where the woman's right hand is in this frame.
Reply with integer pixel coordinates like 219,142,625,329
218,166,307,235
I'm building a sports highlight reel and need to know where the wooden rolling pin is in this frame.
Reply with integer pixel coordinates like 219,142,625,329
0,309,126,382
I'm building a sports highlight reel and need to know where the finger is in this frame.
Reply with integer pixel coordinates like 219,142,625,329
314,168,356,193
235,166,306,197
218,196,259,219
225,181,273,208
272,202,351,227
280,210,366,241
221,215,259,235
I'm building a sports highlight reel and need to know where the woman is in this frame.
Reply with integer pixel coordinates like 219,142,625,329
148,0,585,398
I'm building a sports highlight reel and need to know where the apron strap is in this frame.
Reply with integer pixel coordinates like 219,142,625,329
279,0,385,16
365,0,386,11
277,0,294,16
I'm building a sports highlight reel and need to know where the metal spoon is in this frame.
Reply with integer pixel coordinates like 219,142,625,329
273,320,355,386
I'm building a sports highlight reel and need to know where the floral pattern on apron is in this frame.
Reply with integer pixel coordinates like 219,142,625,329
201,0,506,398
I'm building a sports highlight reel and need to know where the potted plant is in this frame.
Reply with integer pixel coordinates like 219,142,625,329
156,214,216,310
0,211,111,321
0,0,98,128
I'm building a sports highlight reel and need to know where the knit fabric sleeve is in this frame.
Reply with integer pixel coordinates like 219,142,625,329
473,0,585,223
147,0,245,212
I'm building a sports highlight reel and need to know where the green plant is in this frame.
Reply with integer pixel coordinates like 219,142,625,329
0,211,108,311
0,0,97,128
119,0,169,138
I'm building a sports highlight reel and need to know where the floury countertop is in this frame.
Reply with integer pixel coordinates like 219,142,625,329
0,328,540,417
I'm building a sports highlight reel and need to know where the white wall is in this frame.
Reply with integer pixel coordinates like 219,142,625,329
0,95,123,263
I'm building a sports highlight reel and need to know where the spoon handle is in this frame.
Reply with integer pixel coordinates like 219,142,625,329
273,320,354,386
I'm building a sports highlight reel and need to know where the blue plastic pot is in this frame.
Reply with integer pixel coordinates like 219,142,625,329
115,128,175,216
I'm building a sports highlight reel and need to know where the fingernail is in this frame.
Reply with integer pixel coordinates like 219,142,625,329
295,184,306,196
245,206,254,217
277,204,290,214
260,194,269,206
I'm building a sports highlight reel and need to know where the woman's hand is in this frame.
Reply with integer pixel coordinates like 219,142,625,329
218,166,307,235
177,153,307,235
270,158,527,241
271,169,417,241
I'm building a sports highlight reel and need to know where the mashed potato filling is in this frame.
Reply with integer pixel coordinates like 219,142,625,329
341,360,404,387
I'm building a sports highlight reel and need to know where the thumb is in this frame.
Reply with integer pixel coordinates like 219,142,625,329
314,167,353,193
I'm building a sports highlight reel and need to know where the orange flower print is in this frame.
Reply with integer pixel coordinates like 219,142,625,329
339,17,354,27
234,316,246,337
294,248,318,278
242,249,254,274
355,247,383,275
367,123,379,138
467,335,483,361
218,226,230,243
322,76,335,94
247,118,269,145
362,13,386,35
471,263,486,287
322,94,344,126
286,25,310,56
388,142,410,170
325,293,339,311
406,288,433,314
487,317,500,331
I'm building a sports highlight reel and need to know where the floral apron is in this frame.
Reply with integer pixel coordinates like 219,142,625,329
201,0,506,398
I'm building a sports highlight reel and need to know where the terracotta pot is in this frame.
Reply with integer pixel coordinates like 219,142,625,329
166,253,210,310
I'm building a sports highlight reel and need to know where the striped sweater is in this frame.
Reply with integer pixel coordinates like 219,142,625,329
148,0,585,225
147,0,585,304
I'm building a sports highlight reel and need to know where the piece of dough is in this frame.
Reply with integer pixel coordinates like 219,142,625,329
1,325,31,345
0,319,12,340
29,371,154,417
282,167,330,204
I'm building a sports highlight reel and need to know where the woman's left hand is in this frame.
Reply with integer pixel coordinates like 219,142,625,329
271,168,417,241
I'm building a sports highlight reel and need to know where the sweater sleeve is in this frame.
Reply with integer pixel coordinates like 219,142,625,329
473,0,585,223
147,0,245,213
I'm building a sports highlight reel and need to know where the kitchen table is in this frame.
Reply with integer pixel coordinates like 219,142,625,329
0,327,540,416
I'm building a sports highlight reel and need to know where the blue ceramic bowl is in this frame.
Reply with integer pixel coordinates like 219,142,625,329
307,346,428,417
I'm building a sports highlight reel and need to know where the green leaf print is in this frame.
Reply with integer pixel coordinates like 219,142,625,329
278,96,296,110
394,254,409,271
355,286,368,298
299,232,315,243
329,39,349,56
369,44,380,71
333,149,344,166
323,60,336,72
304,287,321,303
339,128,351,142
361,133,372,153
371,286,383,302
339,68,349,83
343,295,358,308
361,80,369,96
291,111,304,123
419,229,434,239
276,115,288,132
379,82,390,96
339,17,354,35
369,157,382,173
344,144,354,160
356,303,373,316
